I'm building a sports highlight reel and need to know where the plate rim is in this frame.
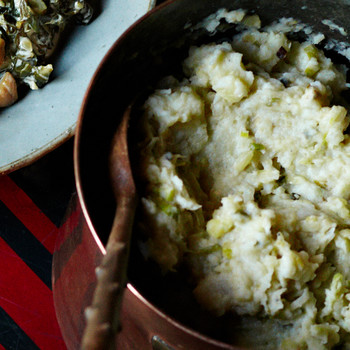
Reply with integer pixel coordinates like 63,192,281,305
0,121,76,175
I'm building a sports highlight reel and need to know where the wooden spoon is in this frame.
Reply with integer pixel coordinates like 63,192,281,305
81,104,137,350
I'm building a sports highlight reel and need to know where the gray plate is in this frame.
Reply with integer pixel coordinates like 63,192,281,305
0,0,153,174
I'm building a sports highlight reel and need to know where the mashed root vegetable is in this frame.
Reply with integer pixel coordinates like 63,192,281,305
137,10,350,349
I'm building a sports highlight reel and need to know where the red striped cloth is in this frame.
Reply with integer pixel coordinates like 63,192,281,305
0,138,73,350
0,176,58,254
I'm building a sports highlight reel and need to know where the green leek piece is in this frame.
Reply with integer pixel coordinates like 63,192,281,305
251,142,265,151
304,45,318,59
27,0,47,14
196,244,221,255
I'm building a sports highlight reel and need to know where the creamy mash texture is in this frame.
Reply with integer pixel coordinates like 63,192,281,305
137,10,350,349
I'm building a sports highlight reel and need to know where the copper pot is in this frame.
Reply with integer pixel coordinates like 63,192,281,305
52,0,350,349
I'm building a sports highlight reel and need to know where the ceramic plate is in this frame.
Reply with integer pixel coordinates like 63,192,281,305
0,0,154,174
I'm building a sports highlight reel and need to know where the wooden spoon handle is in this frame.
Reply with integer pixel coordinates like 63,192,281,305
81,196,136,350
81,105,137,350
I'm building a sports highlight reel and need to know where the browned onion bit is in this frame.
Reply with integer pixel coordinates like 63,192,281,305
276,46,287,59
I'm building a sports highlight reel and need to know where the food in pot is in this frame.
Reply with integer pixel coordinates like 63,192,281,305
137,10,350,349
0,0,92,107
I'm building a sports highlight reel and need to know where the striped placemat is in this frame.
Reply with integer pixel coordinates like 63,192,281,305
0,139,75,350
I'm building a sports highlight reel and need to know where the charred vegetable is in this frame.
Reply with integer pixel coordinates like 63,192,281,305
0,0,92,106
